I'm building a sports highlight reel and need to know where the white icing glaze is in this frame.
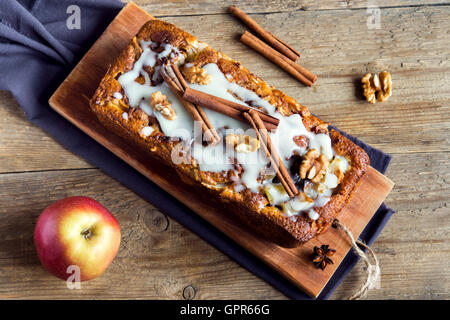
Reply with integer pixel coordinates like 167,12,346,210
290,194,314,211
281,202,297,217
314,196,330,207
190,63,276,117
141,126,154,137
309,134,333,160
269,114,309,168
308,209,320,221
264,183,290,205
192,141,234,173
190,40,209,52
333,155,350,172
235,141,269,191
113,92,123,99
118,41,194,139
323,173,338,189
122,112,129,120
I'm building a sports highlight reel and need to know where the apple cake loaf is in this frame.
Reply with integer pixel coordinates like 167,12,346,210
90,19,369,247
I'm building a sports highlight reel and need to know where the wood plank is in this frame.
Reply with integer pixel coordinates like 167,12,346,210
2,5,449,173
160,7,450,106
0,151,447,299
49,2,394,297
0,4,450,172
0,91,92,173
130,0,449,15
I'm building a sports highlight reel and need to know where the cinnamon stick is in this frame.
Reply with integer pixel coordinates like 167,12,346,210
244,113,293,198
172,64,189,91
166,64,220,143
244,110,298,198
183,87,278,131
171,65,221,142
229,5,300,62
160,66,217,144
172,65,221,142
184,87,279,127
183,89,249,123
241,31,317,87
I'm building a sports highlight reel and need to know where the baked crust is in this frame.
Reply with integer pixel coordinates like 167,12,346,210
90,19,369,247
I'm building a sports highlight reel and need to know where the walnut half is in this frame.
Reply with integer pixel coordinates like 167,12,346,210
362,71,392,103
150,91,176,120
377,71,392,102
299,149,329,183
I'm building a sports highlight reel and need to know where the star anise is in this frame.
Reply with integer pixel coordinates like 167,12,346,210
312,244,336,270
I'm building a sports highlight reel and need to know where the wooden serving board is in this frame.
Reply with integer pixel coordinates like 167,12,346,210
49,2,394,298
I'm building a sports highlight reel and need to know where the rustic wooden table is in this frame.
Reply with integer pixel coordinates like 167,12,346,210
0,1,448,300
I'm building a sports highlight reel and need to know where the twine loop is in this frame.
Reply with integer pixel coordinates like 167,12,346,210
333,219,380,300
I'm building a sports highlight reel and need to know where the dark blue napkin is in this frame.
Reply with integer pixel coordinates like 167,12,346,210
0,0,394,300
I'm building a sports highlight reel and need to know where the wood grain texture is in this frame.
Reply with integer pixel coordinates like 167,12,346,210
0,169,284,299
128,0,450,15
0,1,449,299
0,152,446,299
2,4,449,171
0,91,92,173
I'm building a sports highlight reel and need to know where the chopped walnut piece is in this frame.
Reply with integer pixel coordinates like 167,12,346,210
328,157,345,183
361,73,377,103
362,71,392,103
134,75,146,85
182,65,212,85
313,123,329,134
150,91,176,120
226,134,260,153
313,155,329,183
299,149,329,183
293,135,309,148
312,123,328,134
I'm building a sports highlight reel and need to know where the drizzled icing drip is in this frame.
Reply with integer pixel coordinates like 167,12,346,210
118,40,194,138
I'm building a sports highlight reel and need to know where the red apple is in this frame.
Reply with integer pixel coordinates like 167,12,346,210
34,196,121,281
